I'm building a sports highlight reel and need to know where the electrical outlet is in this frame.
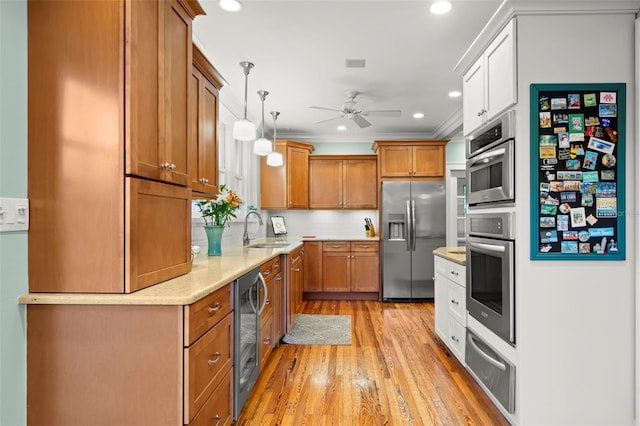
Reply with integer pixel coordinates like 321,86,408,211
0,198,29,232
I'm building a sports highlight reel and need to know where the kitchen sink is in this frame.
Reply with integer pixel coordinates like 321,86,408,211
247,242,291,249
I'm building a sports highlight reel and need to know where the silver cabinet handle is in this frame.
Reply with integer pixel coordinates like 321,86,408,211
207,302,221,314
264,337,271,345
468,334,507,371
212,414,221,425
451,335,459,343
450,270,459,276
258,272,268,314
274,262,280,268
169,163,176,170
207,352,221,365
359,245,369,249
331,244,343,249
450,299,459,305
161,162,171,169
263,270,271,276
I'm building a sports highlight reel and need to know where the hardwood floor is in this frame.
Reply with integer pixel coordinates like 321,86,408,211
237,300,509,425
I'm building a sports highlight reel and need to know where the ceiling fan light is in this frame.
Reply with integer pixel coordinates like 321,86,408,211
430,1,452,15
337,125,347,131
413,112,425,119
253,137,272,156
266,151,283,166
233,119,256,141
219,0,242,12
448,90,462,98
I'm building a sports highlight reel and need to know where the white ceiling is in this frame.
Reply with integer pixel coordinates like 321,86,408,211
193,0,503,143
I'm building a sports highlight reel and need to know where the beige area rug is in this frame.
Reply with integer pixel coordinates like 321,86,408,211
282,314,352,345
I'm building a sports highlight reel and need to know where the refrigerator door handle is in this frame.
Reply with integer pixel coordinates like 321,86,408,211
406,200,412,251
411,200,416,251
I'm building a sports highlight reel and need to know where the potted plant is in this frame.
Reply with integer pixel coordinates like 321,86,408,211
196,185,242,255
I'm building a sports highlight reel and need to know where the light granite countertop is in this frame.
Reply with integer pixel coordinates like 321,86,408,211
18,235,379,306
433,246,467,265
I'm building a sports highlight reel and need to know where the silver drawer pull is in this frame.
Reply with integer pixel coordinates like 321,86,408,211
207,352,221,365
450,299,459,305
263,270,271,276
451,335,459,343
274,263,279,268
213,414,221,425
450,270,459,276
331,245,343,248
207,303,221,314
359,245,369,248
265,298,270,305
264,337,271,345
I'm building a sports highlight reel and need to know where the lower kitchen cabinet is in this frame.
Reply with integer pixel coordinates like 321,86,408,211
286,245,304,332
305,241,379,298
259,255,282,366
26,284,234,426
434,254,467,365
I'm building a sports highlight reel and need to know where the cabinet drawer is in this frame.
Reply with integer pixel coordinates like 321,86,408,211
435,256,447,276
185,313,233,423
261,255,281,279
323,241,350,252
271,255,282,276
447,281,466,326
189,368,232,426
447,262,465,287
185,284,232,346
350,241,379,252
447,316,466,365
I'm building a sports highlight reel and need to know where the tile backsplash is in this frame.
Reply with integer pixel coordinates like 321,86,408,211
191,208,379,252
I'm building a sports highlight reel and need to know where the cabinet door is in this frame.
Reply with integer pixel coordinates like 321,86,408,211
343,159,378,208
350,251,379,292
412,145,445,178
322,252,350,292
485,19,516,121
303,242,323,292
434,272,448,342
379,145,413,177
189,66,218,196
163,0,192,186
462,56,485,136
287,146,310,208
273,271,284,342
309,159,343,208
127,0,163,182
127,178,192,293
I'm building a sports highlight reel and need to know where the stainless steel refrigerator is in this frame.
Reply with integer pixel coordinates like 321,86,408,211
381,181,446,300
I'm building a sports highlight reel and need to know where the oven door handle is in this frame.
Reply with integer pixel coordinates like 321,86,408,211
468,334,507,371
468,242,505,254
258,272,268,314
467,147,505,168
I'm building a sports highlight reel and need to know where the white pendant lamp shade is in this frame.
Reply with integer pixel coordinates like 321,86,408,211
267,111,283,166
253,90,272,156
233,61,256,141
219,0,242,12
233,119,256,141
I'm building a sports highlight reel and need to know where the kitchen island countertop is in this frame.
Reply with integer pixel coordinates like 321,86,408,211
433,247,466,265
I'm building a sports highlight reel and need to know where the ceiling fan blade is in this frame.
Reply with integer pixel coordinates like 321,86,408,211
315,115,344,124
309,106,343,112
362,109,402,117
351,115,371,128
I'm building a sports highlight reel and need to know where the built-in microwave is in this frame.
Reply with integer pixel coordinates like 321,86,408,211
466,110,515,208
466,212,515,346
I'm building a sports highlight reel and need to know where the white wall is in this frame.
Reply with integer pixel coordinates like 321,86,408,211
515,13,636,425
0,1,28,424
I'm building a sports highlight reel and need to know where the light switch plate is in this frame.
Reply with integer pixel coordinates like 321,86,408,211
0,198,29,232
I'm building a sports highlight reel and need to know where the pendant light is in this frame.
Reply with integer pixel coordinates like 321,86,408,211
267,111,283,167
232,61,257,141
253,90,272,156
219,0,242,12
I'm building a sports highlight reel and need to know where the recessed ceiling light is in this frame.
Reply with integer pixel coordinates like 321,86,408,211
219,0,242,12
413,112,425,119
337,125,347,131
448,90,462,98
430,1,452,15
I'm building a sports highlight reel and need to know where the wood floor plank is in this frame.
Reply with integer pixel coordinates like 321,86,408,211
238,300,509,425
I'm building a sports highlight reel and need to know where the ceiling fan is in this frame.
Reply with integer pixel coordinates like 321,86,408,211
309,91,401,128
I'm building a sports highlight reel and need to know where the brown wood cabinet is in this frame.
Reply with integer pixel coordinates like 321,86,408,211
26,284,233,426
286,245,305,331
259,255,282,367
303,242,323,292
189,45,225,196
27,0,204,293
373,140,447,180
260,140,314,209
304,241,380,297
309,155,378,209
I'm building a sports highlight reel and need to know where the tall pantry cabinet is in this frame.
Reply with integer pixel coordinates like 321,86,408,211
28,0,205,293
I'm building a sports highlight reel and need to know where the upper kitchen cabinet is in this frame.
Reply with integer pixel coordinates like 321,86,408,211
127,0,205,186
189,45,226,197
27,0,204,293
309,155,378,209
462,19,516,136
373,140,447,180
260,140,314,209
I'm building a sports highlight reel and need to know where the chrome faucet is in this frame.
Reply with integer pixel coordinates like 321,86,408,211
243,211,264,246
